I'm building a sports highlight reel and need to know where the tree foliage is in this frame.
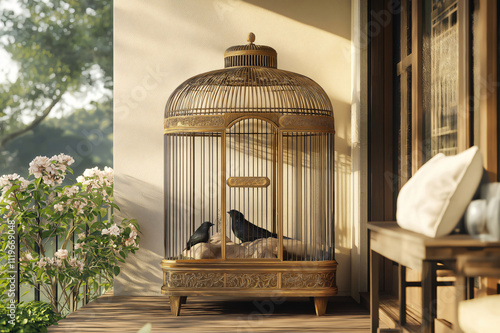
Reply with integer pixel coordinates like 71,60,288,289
0,0,112,148
0,101,113,178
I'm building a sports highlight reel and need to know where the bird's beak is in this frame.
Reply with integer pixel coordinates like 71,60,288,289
227,211,230,214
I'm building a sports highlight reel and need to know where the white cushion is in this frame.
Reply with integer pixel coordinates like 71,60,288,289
396,146,483,238
459,295,500,333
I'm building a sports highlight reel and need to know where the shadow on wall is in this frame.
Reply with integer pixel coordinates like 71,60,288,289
114,247,164,295
114,174,164,295
243,0,351,40
334,98,352,293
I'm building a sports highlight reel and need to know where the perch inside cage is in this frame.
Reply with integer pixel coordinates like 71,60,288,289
162,33,337,316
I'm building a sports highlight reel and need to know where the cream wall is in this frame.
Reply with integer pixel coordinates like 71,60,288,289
114,0,353,296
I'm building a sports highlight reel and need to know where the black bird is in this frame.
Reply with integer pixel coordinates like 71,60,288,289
227,210,287,243
186,222,214,250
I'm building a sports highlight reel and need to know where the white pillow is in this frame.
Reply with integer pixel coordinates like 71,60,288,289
396,146,483,238
459,295,500,333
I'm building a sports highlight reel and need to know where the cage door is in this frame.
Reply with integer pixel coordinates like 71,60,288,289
225,118,278,259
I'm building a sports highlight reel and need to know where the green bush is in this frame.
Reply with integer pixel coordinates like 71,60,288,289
0,301,61,333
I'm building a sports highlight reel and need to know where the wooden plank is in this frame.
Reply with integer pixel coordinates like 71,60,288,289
378,293,421,333
369,224,426,271
368,222,500,264
478,0,498,181
49,295,372,332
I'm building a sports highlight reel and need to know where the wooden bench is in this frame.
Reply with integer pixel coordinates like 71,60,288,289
368,222,500,333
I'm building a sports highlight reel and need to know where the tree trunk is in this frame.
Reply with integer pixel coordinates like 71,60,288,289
50,277,58,314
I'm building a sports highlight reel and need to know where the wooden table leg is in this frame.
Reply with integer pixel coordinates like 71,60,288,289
466,277,474,299
371,249,381,333
454,274,466,333
399,264,407,327
422,261,437,333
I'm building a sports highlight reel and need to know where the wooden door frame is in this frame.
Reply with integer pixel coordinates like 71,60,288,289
367,0,500,300
368,0,499,218
368,0,396,222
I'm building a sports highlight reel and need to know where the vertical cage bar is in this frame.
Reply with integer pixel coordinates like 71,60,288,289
278,130,284,260
164,136,169,257
272,127,277,234
330,133,335,260
221,130,226,259
260,120,264,248
192,136,196,244
182,135,185,257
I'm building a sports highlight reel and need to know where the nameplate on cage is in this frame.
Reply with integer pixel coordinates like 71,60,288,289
227,177,271,188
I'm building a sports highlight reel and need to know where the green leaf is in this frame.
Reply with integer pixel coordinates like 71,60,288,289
113,266,120,276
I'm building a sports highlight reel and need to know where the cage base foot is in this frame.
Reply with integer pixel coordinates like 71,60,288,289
314,297,328,316
169,296,182,316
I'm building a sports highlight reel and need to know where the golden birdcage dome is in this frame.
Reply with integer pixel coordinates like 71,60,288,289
165,33,333,120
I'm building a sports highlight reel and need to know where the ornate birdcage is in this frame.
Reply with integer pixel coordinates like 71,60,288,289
162,33,337,316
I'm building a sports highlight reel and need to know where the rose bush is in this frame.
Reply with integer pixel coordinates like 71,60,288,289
0,154,139,316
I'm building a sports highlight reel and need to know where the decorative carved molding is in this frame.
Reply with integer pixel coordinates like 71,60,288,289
165,272,224,288
226,273,278,288
281,272,336,289
227,177,271,188
164,115,225,130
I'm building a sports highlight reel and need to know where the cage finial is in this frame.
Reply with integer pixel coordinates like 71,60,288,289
247,32,255,44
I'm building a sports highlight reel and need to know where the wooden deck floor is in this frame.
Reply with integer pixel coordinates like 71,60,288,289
48,296,374,332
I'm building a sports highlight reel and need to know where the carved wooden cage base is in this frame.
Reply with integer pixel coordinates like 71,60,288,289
161,260,338,316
